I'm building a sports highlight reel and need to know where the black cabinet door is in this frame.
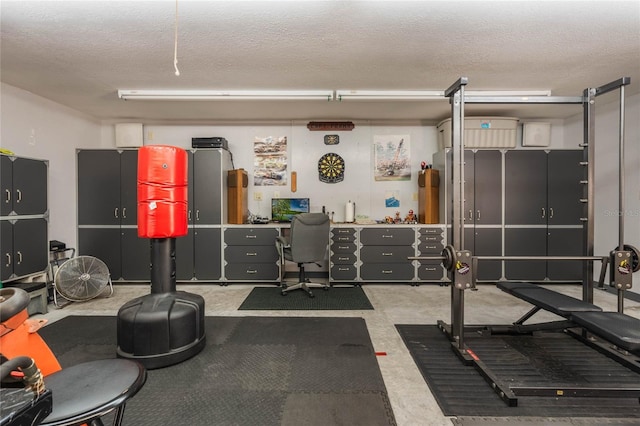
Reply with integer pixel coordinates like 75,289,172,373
186,151,195,224
1,220,13,281
505,228,547,280
473,150,502,225
463,150,475,224
79,228,122,280
0,156,12,216
194,228,221,280
175,229,195,281
548,228,584,280
121,228,151,280
120,150,138,226
193,150,222,224
12,158,47,216
78,150,121,225
547,150,583,226
474,228,502,281
13,219,48,278
505,151,547,225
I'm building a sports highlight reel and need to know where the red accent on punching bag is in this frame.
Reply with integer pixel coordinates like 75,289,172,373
138,145,188,238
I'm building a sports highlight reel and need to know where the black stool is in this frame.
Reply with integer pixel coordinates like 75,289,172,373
40,359,146,426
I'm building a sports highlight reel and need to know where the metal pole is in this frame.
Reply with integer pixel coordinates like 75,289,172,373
618,84,625,252
582,88,596,304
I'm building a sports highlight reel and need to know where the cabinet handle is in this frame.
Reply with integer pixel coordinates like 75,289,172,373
549,207,554,219
382,235,393,238
337,229,351,234
381,270,393,274
122,207,127,219
245,252,257,256
196,210,200,221
337,245,350,250
476,210,480,221
338,237,350,241
246,269,257,274
541,207,545,218
16,189,22,203
338,267,350,271
114,207,119,218
5,253,10,267
244,235,257,239
188,210,192,220
382,252,393,256
468,210,473,221
338,257,350,261
4,189,10,203
16,251,22,264
423,267,436,271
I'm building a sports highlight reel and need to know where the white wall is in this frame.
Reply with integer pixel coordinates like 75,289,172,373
0,83,103,251
564,91,640,293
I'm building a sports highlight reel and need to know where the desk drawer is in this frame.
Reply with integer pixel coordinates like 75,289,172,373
360,228,414,245
330,264,358,281
331,242,357,253
360,263,415,281
225,228,278,245
417,241,444,254
331,252,357,265
417,262,445,280
225,245,279,263
360,246,414,263
225,263,279,280
332,234,356,244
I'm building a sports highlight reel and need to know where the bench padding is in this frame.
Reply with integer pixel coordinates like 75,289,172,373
570,311,640,352
497,282,602,317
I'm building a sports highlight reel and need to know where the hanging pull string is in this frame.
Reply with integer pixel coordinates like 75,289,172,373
174,0,180,76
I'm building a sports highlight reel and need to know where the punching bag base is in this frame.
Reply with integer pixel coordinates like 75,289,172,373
116,291,206,369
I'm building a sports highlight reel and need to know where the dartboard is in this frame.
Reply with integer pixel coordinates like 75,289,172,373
318,152,345,183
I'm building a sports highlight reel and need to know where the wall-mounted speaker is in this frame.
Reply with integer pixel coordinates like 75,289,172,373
115,123,144,147
522,122,551,147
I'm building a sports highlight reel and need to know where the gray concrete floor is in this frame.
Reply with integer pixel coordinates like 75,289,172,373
35,283,640,426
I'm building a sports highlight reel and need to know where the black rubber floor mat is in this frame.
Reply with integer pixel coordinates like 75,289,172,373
396,324,640,419
238,286,374,310
39,316,394,426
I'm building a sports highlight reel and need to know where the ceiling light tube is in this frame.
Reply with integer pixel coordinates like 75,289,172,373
465,90,552,97
118,90,334,101
335,90,444,101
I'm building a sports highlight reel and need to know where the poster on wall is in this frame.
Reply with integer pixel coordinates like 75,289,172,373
254,136,287,186
373,135,411,181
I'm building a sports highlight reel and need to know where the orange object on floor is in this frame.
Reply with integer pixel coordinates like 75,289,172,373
1,308,61,376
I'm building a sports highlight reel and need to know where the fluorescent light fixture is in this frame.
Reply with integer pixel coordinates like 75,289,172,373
465,90,551,97
118,90,334,101
335,90,444,101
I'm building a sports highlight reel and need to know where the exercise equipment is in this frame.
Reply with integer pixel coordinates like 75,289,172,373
0,287,147,426
116,145,206,369
412,76,639,407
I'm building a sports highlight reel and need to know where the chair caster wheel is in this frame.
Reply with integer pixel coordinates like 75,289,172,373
281,291,287,296
308,292,314,298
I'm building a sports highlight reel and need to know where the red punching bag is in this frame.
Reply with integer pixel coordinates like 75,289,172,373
137,145,188,238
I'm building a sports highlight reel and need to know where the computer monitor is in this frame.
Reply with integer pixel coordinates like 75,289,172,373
271,198,310,222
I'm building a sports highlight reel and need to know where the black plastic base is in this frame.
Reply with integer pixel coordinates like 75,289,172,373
116,291,206,369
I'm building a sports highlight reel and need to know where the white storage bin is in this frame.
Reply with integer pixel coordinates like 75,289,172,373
437,117,518,150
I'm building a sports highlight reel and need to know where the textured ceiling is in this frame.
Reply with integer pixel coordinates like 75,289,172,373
1,1,639,123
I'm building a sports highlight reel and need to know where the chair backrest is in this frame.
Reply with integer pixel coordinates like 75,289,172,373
288,212,330,263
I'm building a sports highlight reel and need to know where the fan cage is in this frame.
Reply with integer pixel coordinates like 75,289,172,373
54,255,113,303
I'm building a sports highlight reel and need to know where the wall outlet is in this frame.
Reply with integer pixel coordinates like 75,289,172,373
254,192,263,201
413,192,418,201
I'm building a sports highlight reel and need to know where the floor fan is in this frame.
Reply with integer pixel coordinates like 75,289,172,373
53,256,113,307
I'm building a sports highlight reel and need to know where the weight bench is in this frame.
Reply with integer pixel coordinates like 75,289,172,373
497,282,640,355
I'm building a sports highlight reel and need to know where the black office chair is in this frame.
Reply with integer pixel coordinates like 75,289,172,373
275,212,330,297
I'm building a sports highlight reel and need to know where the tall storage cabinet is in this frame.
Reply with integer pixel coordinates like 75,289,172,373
504,150,583,281
77,149,150,280
1,155,49,282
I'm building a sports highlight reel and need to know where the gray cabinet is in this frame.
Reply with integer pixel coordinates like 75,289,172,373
1,155,48,282
224,227,279,281
504,150,583,281
77,149,149,280
330,227,358,281
359,228,415,281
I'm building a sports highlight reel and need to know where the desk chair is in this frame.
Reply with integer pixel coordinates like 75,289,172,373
276,212,330,297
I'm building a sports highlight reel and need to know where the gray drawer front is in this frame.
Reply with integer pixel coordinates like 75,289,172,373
417,241,444,254
419,234,443,244
330,264,358,280
418,262,445,280
225,263,279,280
332,233,356,244
360,228,414,245
225,245,279,263
225,228,278,245
331,252,357,265
331,242,357,253
419,228,444,236
360,263,415,280
360,246,415,263
332,228,356,237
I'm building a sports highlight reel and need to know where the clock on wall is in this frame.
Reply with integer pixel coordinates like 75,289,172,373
318,152,345,183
